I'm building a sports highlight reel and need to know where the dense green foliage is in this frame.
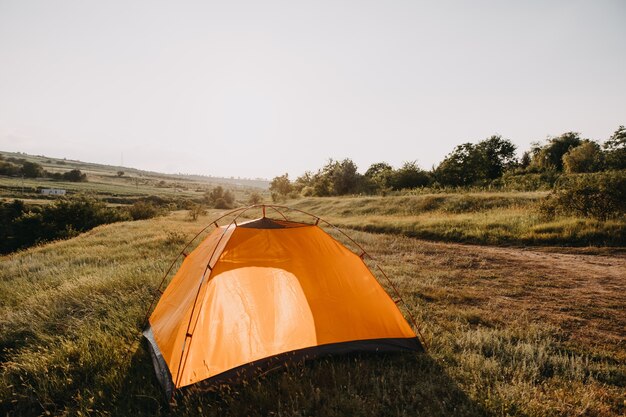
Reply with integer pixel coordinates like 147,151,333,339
433,135,517,186
270,127,625,198
541,172,626,221
0,197,169,254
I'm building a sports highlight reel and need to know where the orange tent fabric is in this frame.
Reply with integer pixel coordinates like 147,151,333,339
144,217,421,396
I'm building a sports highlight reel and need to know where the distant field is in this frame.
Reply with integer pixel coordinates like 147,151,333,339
0,150,269,204
0,209,624,416
291,194,626,247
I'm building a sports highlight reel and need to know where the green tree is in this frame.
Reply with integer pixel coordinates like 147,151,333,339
603,125,626,170
434,143,481,186
475,135,517,179
365,162,394,191
390,161,430,190
328,159,361,195
562,141,603,173
519,151,531,169
204,186,235,208
531,132,582,172
269,174,293,201
21,161,45,178
293,171,314,193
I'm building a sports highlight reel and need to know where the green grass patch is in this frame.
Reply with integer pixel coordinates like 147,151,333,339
291,194,625,246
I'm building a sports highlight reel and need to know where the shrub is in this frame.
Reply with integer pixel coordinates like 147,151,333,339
213,198,230,209
247,191,263,205
165,230,187,245
204,186,235,208
540,172,626,220
127,201,162,220
0,197,129,254
499,171,560,191
187,203,206,221
62,169,87,182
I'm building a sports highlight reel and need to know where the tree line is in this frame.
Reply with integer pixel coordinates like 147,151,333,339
0,155,87,182
269,126,626,199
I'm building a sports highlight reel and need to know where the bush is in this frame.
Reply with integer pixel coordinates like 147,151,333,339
20,161,45,178
187,203,206,221
127,201,162,220
540,172,626,220
247,191,263,205
213,198,230,209
204,186,235,209
499,171,560,191
62,169,87,182
0,197,129,254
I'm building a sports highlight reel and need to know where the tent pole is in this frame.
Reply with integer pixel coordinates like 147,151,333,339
173,205,261,391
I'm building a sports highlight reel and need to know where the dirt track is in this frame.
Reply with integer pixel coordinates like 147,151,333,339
369,234,626,357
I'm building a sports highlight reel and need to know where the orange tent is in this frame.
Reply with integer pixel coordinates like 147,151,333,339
143,208,422,397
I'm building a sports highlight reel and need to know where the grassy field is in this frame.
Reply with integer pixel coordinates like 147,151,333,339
1,208,624,416
0,151,269,204
291,194,626,247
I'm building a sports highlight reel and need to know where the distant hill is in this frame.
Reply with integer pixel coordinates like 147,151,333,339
0,150,269,189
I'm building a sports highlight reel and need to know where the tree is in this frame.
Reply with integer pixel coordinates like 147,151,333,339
365,162,394,191
531,132,582,172
562,141,603,173
327,159,361,195
474,135,517,180
603,125,626,170
204,186,235,208
434,143,482,186
307,159,364,196
390,161,430,190
293,171,314,193
269,174,293,201
117,171,125,177
21,161,45,178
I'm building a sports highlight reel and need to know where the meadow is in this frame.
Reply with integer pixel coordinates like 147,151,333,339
291,194,625,247
0,206,624,416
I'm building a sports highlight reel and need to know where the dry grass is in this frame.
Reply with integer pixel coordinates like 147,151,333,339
0,208,624,416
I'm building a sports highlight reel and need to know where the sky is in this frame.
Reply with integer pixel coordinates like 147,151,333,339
0,1,624,179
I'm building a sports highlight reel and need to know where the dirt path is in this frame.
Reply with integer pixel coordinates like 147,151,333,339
358,231,626,357
427,241,626,354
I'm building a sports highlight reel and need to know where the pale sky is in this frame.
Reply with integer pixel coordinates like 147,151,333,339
0,1,624,179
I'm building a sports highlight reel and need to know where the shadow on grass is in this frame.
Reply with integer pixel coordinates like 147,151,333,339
114,344,488,417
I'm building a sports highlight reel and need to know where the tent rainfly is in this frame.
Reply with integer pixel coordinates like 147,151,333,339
143,206,424,397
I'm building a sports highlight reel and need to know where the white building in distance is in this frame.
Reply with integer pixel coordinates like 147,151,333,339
40,188,66,196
